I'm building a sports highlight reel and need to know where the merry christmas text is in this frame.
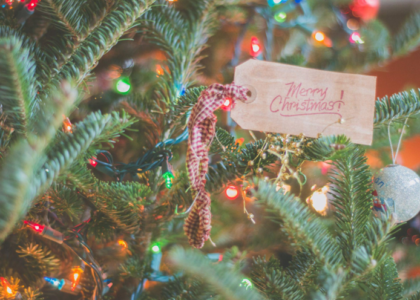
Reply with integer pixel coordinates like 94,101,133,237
269,82,345,118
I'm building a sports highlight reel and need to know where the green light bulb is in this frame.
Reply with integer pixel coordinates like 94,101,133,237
274,12,287,23
151,244,161,253
115,77,131,94
163,171,174,189
240,278,253,290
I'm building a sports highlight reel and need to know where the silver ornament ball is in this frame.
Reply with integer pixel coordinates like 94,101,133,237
373,164,420,222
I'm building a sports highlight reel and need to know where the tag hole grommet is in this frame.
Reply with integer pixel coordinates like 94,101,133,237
243,85,257,104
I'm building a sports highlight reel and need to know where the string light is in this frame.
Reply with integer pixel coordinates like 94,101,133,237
26,0,39,11
89,157,98,167
312,31,332,47
156,65,164,77
313,31,325,42
349,32,364,44
225,186,239,200
151,244,161,253
274,12,287,23
162,157,174,189
267,0,286,6
307,185,329,215
118,240,128,248
250,37,262,57
71,267,84,291
63,118,73,133
220,97,232,111
24,220,64,243
44,277,81,295
240,278,253,290
235,137,245,146
0,277,14,296
115,77,131,94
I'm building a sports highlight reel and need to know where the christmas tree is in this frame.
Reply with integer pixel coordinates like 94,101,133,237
1,0,420,299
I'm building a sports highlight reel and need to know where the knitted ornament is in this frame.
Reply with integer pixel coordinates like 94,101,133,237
184,83,248,248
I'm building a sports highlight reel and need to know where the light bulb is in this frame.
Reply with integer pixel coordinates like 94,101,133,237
225,186,239,200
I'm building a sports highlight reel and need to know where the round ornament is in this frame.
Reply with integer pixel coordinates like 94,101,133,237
349,0,380,21
373,164,420,222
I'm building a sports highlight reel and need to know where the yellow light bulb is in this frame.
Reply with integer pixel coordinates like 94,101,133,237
308,185,329,215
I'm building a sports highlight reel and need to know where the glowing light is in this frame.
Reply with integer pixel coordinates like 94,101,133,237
151,244,161,253
252,44,260,53
267,0,286,6
274,12,287,23
236,137,245,146
89,157,97,167
349,32,364,44
24,220,45,233
307,185,329,215
314,31,325,42
0,278,13,295
250,37,262,57
27,0,38,10
240,278,253,290
63,118,73,133
225,186,239,200
71,267,83,291
220,97,232,111
115,77,131,94
156,65,164,77
44,277,65,290
118,240,128,248
163,171,174,189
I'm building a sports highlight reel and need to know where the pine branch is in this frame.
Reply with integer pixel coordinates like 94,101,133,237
251,256,305,300
89,181,153,235
38,0,154,96
302,135,351,162
251,179,343,270
169,247,266,300
0,30,38,134
362,257,403,300
393,10,420,56
407,292,420,300
329,146,373,268
286,249,321,291
0,109,132,241
374,89,420,127
38,0,85,38
16,243,60,283
403,279,420,298
141,0,217,105
0,84,77,241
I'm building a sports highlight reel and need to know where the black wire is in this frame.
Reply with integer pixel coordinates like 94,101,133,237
92,128,188,180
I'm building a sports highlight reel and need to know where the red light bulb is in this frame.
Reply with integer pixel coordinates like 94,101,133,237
89,157,98,167
27,0,38,10
225,186,239,200
250,37,262,57
220,97,232,111
24,220,45,233
0,277,13,296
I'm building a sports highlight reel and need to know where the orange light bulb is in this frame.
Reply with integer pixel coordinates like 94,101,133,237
118,240,128,248
314,31,325,42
